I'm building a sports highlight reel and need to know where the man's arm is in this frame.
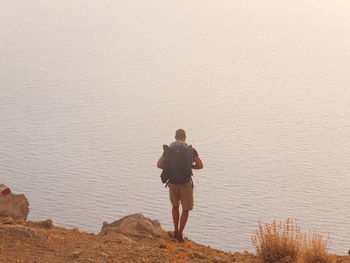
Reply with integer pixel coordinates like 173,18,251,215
192,156,203,169
157,156,166,169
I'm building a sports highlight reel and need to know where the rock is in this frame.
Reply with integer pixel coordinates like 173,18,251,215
0,216,14,224
72,250,82,258
281,256,293,263
0,194,29,221
26,219,53,229
99,213,166,240
101,232,135,244
176,248,187,253
0,225,45,239
159,244,167,249
167,231,174,238
98,251,109,257
211,257,228,263
192,252,206,259
39,219,53,228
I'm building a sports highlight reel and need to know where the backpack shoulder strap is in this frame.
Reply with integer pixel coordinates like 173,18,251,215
186,145,194,170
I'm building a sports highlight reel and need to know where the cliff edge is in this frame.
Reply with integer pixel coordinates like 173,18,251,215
0,213,255,263
1,191,349,263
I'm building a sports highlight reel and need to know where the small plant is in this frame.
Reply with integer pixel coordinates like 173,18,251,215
252,219,335,263
298,231,336,263
252,219,302,262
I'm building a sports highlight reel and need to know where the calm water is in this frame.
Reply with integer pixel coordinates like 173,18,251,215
1,0,350,254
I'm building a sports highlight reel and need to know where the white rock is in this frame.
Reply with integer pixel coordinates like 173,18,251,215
0,194,30,221
99,213,166,239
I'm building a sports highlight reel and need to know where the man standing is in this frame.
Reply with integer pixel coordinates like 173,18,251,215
157,129,203,242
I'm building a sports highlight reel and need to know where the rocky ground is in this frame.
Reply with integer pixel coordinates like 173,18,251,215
0,214,255,263
1,214,350,263
1,193,350,263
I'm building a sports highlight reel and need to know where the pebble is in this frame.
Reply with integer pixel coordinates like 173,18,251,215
159,244,166,249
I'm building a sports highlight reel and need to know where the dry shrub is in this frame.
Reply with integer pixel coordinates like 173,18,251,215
252,219,335,263
252,219,302,263
298,232,336,263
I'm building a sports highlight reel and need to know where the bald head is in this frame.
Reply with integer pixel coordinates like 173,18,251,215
175,129,186,141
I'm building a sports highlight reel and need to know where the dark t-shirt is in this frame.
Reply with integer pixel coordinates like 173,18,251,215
193,148,199,158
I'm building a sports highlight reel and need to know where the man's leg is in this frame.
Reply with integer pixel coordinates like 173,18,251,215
175,209,189,242
179,209,189,235
170,184,180,236
176,182,193,242
172,206,180,234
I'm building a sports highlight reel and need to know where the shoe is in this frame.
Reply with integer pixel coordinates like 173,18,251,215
173,231,179,239
177,233,185,243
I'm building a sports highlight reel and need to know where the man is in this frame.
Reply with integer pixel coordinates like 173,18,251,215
157,129,203,242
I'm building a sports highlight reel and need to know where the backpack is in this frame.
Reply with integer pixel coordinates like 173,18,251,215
160,142,193,186
160,145,170,184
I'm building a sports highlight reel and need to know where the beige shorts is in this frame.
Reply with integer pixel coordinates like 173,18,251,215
169,181,194,211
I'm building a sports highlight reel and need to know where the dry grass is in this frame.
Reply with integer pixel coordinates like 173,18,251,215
298,231,336,263
252,219,302,262
252,219,335,263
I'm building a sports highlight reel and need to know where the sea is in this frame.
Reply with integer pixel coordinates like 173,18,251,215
1,0,350,254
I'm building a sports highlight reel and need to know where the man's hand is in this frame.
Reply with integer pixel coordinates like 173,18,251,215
157,155,166,169
192,156,204,169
